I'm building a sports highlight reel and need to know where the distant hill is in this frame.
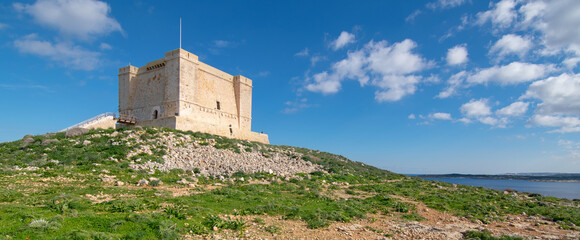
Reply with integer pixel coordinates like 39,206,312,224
418,173,580,182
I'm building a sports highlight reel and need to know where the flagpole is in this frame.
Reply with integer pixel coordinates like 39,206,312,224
179,18,182,49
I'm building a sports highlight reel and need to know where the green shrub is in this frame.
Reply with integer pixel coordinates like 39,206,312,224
164,205,187,220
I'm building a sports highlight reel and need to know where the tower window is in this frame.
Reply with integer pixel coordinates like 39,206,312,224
216,101,221,110
153,110,158,119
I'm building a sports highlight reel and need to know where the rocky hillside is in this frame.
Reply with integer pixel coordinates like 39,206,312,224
0,127,578,239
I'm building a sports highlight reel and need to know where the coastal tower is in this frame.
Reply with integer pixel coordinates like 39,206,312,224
117,49,269,144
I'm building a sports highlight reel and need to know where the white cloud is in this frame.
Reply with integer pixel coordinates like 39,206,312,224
306,39,431,102
475,0,518,29
427,0,468,9
14,34,100,70
478,116,499,126
0,22,8,29
438,62,552,98
446,44,468,65
15,0,122,40
531,0,580,56
332,50,369,86
366,40,431,76
518,0,546,26
489,34,533,60
528,114,580,133
461,98,492,117
558,140,580,159
373,75,419,102
214,40,232,48
408,114,416,119
406,10,422,22
563,57,580,69
467,62,553,86
458,117,472,124
331,31,355,50
282,98,311,114
310,55,326,66
437,71,466,98
305,71,341,94
459,99,508,127
496,101,529,116
475,0,580,59
430,112,452,120
295,48,309,56
522,73,580,116
99,42,112,50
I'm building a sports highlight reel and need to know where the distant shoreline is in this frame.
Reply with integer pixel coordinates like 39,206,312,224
417,173,580,183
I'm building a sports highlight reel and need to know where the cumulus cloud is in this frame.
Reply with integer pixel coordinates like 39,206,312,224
489,34,533,60
475,0,518,29
430,112,452,120
427,0,468,9
447,44,468,65
467,62,553,85
437,71,466,98
475,0,580,59
521,73,580,133
438,62,552,98
306,39,432,102
366,40,431,76
373,75,420,102
305,71,341,94
528,114,580,133
496,101,529,116
522,73,580,116
14,0,122,40
461,98,492,117
331,31,355,50
459,98,511,127
14,34,100,70
530,0,580,56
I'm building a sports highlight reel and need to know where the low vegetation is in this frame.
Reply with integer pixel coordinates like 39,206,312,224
0,127,577,239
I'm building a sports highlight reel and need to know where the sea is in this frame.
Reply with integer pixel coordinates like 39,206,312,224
420,177,580,200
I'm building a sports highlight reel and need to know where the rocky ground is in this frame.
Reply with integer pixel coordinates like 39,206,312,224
162,183,576,240
125,131,323,176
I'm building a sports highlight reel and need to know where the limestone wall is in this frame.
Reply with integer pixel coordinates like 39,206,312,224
118,48,268,144
82,116,117,130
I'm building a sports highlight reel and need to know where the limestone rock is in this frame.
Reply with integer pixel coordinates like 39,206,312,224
41,139,59,146
177,178,189,185
65,128,89,138
137,178,149,186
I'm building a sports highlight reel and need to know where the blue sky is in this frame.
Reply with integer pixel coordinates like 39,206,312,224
1,0,580,174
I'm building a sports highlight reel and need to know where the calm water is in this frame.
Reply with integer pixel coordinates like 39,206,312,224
422,177,580,200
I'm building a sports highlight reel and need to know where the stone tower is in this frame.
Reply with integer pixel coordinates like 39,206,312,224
118,49,269,144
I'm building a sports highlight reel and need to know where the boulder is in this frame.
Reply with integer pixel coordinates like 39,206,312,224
65,128,89,138
137,178,149,186
41,139,59,146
